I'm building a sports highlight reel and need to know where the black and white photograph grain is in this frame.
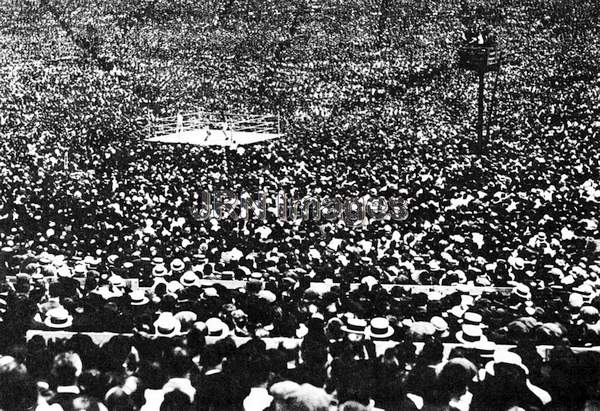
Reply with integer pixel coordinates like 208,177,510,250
0,0,599,410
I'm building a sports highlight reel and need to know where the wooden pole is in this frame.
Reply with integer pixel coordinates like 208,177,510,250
485,58,502,147
223,146,229,176
477,70,485,154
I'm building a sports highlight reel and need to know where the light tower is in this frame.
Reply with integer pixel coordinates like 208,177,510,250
458,29,502,155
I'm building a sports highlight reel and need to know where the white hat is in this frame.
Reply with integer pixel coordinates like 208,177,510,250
109,275,125,288
205,317,230,338
153,312,181,337
456,324,487,344
484,350,528,376
574,284,594,303
179,271,201,287
341,318,368,334
513,283,531,300
366,317,394,339
257,290,277,303
83,255,96,266
430,316,449,338
73,264,87,277
361,276,378,290
462,312,484,326
203,287,218,298
57,265,72,278
167,281,184,294
170,258,185,273
448,305,467,318
569,293,584,309
129,290,149,306
44,307,73,329
152,264,168,277
88,257,101,269
175,311,198,330
510,257,526,271
296,323,309,338
471,340,497,358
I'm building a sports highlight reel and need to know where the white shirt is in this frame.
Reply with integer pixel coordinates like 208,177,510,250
449,390,473,411
36,397,63,411
140,389,165,411
56,385,80,394
243,387,272,411
163,378,196,402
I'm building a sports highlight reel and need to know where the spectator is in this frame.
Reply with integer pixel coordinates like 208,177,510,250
138,361,168,411
49,351,84,410
242,353,273,410
0,356,39,411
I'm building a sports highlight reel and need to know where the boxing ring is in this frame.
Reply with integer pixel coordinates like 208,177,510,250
146,111,283,146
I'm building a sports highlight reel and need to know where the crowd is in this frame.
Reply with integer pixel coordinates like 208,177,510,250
1,201,600,411
0,324,587,411
4,296,600,410
1,0,600,409
1,252,600,348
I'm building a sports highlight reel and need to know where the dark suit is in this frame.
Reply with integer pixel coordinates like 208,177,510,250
48,388,80,411
195,371,247,411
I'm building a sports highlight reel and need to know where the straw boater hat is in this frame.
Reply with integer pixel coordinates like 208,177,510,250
430,316,450,338
205,317,230,338
447,305,467,319
153,312,181,338
258,290,277,303
39,256,52,266
109,275,126,289
57,265,73,279
341,318,368,334
167,281,184,294
170,258,185,273
361,276,378,290
152,264,168,277
456,324,487,344
129,290,149,306
574,284,594,304
175,311,198,332
569,293,584,309
366,317,395,340
203,287,219,298
44,307,73,329
484,350,528,376
462,312,485,327
107,254,119,266
88,257,101,270
179,271,201,287
509,257,525,271
73,264,87,277
471,340,497,359
513,283,531,300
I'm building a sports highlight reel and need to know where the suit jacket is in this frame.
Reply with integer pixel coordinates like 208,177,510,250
195,370,247,411
49,387,80,411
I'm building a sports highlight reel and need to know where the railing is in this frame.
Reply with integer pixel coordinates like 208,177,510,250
25,330,600,360
5,276,513,296
151,110,282,138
